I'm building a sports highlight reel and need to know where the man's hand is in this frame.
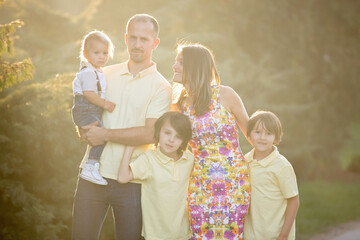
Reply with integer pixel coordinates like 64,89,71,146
82,123,107,146
104,100,116,113
78,121,98,141
80,122,106,146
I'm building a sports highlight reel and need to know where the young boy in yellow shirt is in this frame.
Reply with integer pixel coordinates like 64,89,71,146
244,110,299,240
117,112,194,240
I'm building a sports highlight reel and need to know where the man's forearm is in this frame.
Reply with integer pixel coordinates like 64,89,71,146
105,126,155,146
85,118,157,146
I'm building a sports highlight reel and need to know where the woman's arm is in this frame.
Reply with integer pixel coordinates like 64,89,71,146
83,91,116,113
117,146,135,183
219,86,249,138
277,195,300,240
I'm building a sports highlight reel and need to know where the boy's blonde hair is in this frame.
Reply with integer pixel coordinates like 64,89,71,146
247,110,283,145
79,30,114,62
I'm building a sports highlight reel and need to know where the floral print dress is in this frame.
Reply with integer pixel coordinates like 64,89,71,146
181,85,250,240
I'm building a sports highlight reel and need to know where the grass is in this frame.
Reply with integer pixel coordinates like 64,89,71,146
296,180,360,240
99,180,360,240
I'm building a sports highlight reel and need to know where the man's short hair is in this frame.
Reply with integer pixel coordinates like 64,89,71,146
126,14,159,39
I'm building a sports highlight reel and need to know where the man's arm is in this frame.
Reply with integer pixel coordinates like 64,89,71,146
83,118,157,146
277,195,300,240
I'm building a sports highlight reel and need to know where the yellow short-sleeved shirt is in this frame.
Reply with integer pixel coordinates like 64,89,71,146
244,147,299,240
80,61,172,180
130,148,194,240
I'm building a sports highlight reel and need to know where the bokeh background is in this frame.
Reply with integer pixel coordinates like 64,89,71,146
1,0,359,239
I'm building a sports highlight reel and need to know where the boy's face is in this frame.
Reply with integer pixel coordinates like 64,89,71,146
250,121,276,155
159,120,183,159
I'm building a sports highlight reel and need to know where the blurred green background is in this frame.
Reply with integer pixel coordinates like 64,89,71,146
1,0,359,239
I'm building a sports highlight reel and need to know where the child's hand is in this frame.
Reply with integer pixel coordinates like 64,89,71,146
104,100,116,113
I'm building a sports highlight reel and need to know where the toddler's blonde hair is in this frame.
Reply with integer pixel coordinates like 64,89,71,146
79,30,114,62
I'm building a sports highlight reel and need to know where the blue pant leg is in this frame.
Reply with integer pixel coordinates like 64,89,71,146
72,178,142,240
108,180,142,240
88,144,106,161
88,120,106,161
72,177,109,240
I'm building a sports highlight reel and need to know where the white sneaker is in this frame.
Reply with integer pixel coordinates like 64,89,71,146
80,162,108,185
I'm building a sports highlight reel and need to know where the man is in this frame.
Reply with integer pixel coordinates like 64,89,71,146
72,14,172,240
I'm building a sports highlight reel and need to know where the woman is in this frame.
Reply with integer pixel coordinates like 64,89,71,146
172,44,250,240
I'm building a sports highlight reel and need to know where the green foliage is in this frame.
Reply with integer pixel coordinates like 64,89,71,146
0,0,86,80
340,122,360,172
0,19,23,54
0,17,34,91
0,73,82,239
296,181,360,240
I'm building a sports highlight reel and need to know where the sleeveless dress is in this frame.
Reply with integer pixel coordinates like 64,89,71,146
181,85,250,240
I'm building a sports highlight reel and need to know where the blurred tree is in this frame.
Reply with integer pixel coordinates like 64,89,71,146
0,0,34,91
0,0,87,80
340,122,360,173
0,73,81,239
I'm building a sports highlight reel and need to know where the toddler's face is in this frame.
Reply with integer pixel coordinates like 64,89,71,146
84,40,110,70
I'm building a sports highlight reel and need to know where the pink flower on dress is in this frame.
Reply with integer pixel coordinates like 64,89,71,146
224,230,235,240
219,146,231,156
190,205,204,233
212,182,226,196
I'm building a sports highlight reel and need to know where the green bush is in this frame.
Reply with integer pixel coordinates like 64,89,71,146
340,122,360,173
0,73,84,239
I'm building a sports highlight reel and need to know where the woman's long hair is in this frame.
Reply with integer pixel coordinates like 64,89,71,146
176,44,220,116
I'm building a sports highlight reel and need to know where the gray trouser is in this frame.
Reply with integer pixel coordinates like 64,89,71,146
72,177,142,240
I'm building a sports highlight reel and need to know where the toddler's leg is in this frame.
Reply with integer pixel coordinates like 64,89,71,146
80,143,107,185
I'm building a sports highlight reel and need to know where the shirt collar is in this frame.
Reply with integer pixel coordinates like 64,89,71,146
80,61,100,72
155,147,187,164
119,61,158,78
247,146,279,167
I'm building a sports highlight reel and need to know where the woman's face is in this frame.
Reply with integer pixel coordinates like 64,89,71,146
172,51,183,84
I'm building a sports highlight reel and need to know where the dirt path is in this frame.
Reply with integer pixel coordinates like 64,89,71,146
308,220,360,240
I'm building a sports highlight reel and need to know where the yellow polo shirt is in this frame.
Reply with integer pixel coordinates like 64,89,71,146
244,147,298,240
130,148,194,240
80,61,172,180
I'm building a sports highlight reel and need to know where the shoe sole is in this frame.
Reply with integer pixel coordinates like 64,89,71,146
80,174,108,185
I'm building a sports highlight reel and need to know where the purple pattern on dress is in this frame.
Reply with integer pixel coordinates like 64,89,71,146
183,85,250,239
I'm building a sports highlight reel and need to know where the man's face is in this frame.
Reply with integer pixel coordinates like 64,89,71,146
125,21,159,64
